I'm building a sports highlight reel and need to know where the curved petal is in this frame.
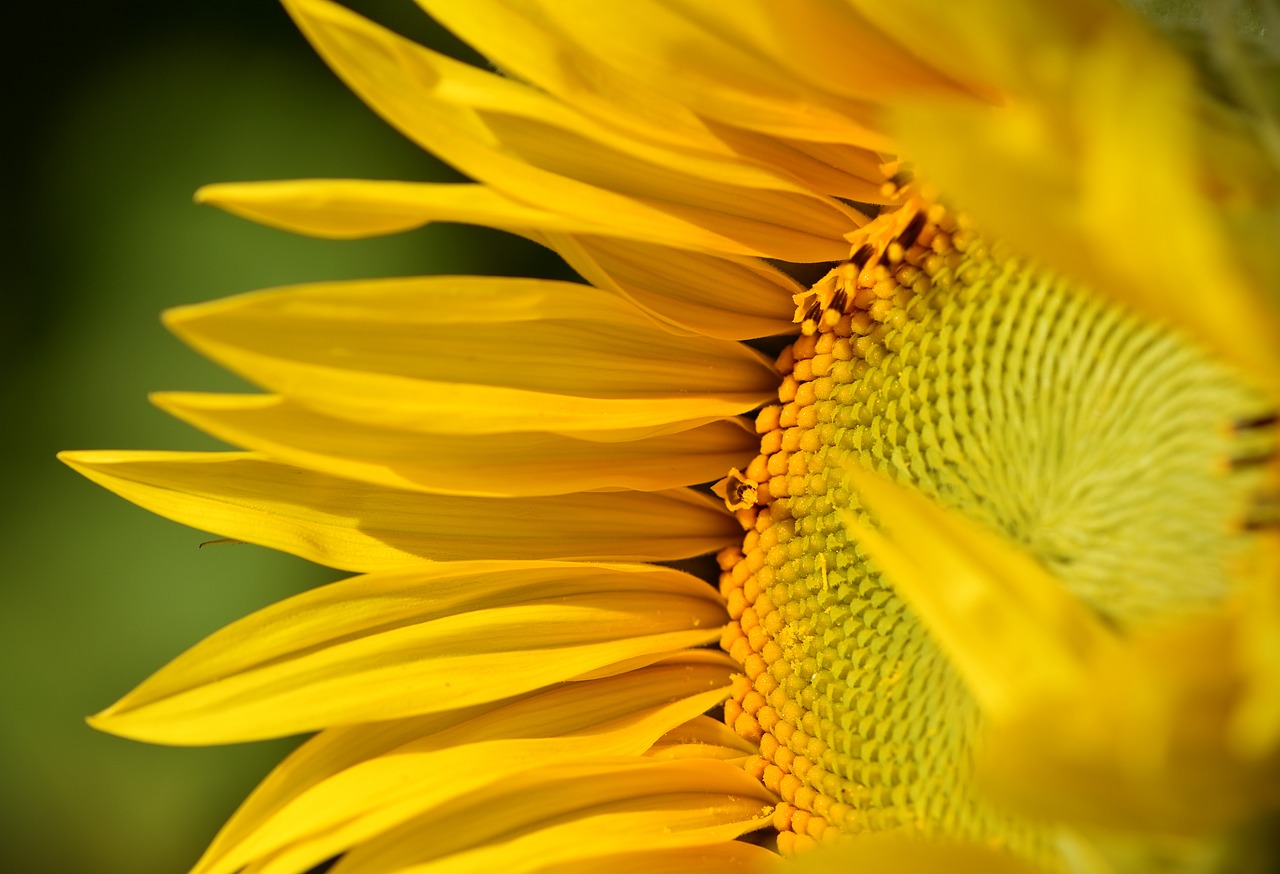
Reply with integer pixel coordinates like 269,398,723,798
516,0,889,146
196,654,739,865
536,234,798,341
90,561,729,744
195,180,645,240
59,452,741,571
189,675,746,874
282,0,858,261
154,393,755,496
840,461,1119,722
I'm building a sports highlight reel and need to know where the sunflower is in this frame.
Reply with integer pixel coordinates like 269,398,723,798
62,0,1280,872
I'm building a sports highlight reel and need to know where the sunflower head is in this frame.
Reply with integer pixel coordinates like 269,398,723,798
62,0,1280,872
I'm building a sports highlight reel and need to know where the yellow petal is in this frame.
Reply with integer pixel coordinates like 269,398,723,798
153,393,755,496
533,842,777,874
190,669,746,874
59,451,740,571
772,835,1044,874
517,0,887,146
1236,534,1280,754
332,759,772,874
196,654,737,866
416,0,737,157
663,0,978,104
645,715,758,762
89,560,729,744
282,0,857,261
889,0,1280,392
195,179,642,240
536,233,798,340
840,461,1118,722
420,0,896,205
162,275,777,436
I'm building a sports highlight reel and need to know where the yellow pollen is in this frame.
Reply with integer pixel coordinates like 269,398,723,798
716,199,1273,860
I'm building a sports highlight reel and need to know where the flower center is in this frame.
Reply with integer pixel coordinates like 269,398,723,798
717,200,1273,857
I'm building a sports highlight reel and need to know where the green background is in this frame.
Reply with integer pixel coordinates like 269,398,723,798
1,3,563,872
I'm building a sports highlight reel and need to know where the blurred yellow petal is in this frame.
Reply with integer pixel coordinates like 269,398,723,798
771,834,1045,874
162,275,777,435
979,608,1280,834
533,842,776,874
888,0,1280,391
59,452,739,571
90,561,728,744
515,0,887,146
416,0,734,157
537,233,798,340
841,461,1119,721
195,179,649,240
153,393,755,496
1237,534,1280,754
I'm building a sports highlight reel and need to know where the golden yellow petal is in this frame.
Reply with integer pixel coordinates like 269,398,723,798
89,560,730,744
772,835,1045,874
197,655,737,869
330,759,773,874
536,234,797,340
1236,534,1280,755
516,0,887,146
841,461,1119,722
416,0,736,158
59,451,740,571
190,670,744,874
153,393,755,496
979,606,1280,834
194,180,642,240
282,0,857,261
533,842,776,874
162,275,777,435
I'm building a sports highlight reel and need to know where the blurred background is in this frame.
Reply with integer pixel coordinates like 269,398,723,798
0,2,565,872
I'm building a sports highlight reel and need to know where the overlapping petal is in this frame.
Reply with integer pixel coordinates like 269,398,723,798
535,234,799,340
840,461,1120,722
161,275,777,436
186,658,765,874
280,0,861,262
331,760,771,874
152,393,755,496
59,452,740,571
89,561,729,744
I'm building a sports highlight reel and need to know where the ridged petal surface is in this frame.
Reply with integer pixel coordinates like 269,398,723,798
153,393,755,496
60,452,740,571
189,662,747,874
89,561,729,744
162,276,777,435
282,0,858,261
